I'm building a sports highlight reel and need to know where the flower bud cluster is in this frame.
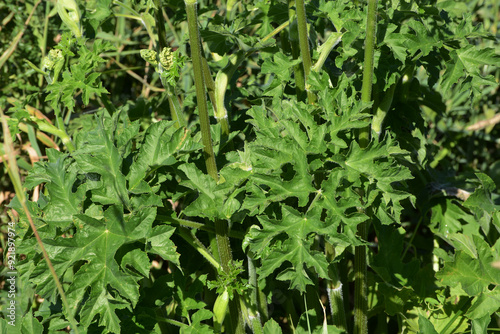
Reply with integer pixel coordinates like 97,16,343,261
140,47,186,87
42,49,64,71
159,47,175,70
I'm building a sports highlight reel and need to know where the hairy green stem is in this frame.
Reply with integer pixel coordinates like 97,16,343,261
358,0,378,148
247,253,264,333
354,221,368,334
288,1,306,101
355,1,378,334
213,220,231,272
185,0,218,180
325,243,347,331
295,0,315,104
185,2,244,332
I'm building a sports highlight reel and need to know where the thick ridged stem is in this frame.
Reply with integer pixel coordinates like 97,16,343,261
248,254,265,333
358,0,378,148
295,0,315,104
325,243,347,331
185,2,243,332
287,0,306,101
185,0,218,180
354,221,368,334
355,1,378,334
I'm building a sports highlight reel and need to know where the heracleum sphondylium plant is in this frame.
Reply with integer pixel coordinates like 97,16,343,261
3,0,500,333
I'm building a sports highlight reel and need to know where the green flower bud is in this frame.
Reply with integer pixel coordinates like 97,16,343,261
42,49,65,83
42,57,55,71
159,48,186,87
140,49,158,67
57,0,82,38
159,47,174,70
49,49,64,63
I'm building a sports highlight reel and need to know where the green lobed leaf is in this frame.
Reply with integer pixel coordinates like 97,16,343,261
128,122,194,193
261,52,302,82
72,117,130,209
147,225,180,267
464,173,498,215
436,235,500,296
23,149,85,228
249,206,330,292
27,206,158,333
466,288,500,320
438,45,499,97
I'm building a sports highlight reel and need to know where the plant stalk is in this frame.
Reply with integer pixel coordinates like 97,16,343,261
325,243,347,331
247,253,264,333
185,0,218,180
358,0,378,148
355,1,378,334
295,0,315,104
287,2,306,101
28,117,75,152
165,86,186,128
354,222,368,334
185,2,244,332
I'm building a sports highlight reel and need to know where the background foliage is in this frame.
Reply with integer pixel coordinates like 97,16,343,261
1,0,499,333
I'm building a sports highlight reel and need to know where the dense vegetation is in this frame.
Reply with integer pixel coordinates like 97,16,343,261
1,0,499,333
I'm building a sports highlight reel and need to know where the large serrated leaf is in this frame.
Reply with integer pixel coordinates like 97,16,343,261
23,149,85,227
128,122,193,193
27,206,158,333
436,235,500,296
250,206,330,292
439,45,499,95
72,118,130,209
